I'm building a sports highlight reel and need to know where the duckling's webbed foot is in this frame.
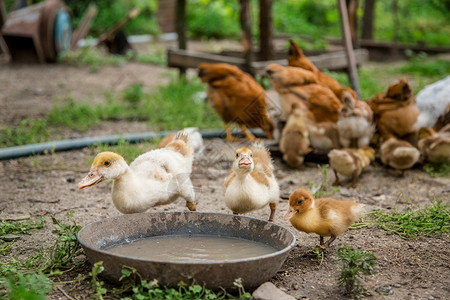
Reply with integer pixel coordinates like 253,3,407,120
350,172,361,188
186,201,196,211
332,169,341,186
320,234,337,249
268,202,277,222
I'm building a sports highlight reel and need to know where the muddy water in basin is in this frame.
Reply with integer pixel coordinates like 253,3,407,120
106,235,277,262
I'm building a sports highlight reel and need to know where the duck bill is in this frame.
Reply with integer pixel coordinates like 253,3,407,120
238,158,252,169
78,169,103,190
284,207,296,220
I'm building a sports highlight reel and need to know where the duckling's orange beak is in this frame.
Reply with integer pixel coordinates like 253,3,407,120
238,157,252,169
78,169,103,189
284,206,296,220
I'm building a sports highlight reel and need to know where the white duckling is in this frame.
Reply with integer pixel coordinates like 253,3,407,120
224,144,279,222
78,132,196,213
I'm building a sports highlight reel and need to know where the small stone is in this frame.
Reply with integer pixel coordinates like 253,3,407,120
66,178,75,183
252,282,296,300
376,285,394,295
1,234,21,242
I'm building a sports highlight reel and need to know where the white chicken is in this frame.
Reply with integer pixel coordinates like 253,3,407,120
414,76,450,129
224,144,279,222
78,132,196,213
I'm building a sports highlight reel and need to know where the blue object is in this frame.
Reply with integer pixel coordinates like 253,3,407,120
53,8,72,55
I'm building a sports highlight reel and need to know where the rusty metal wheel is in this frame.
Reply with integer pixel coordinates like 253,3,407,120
39,0,71,62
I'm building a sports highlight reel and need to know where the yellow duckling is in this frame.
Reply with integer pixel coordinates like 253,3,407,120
284,188,363,249
328,146,375,187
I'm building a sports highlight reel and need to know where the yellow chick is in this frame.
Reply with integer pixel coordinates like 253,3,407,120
78,132,196,213
380,137,420,173
418,124,450,164
279,103,312,168
284,188,363,249
224,144,279,222
328,147,375,187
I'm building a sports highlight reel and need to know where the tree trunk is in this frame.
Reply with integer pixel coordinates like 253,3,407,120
361,0,375,40
239,0,253,74
338,0,361,98
259,0,274,61
176,0,187,76
346,0,359,48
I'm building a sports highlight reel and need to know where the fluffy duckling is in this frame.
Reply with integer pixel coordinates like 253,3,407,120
158,127,204,157
328,147,375,187
418,124,450,163
380,137,420,173
279,104,312,168
285,188,363,249
224,144,279,222
337,91,374,148
78,132,196,213
305,120,340,153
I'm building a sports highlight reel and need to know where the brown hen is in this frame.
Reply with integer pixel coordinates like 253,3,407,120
265,64,342,123
288,39,358,100
367,78,419,145
198,63,274,141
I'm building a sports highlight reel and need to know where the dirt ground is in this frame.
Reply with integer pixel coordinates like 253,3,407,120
0,50,449,300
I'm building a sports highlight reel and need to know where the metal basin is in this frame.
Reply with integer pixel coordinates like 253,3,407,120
77,211,296,289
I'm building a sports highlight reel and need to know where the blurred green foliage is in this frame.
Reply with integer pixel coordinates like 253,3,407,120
3,0,449,47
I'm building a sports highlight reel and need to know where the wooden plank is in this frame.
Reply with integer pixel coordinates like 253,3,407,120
70,4,98,50
167,48,369,74
167,48,247,69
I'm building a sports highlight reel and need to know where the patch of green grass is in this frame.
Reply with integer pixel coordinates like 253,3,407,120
0,212,84,277
0,243,12,256
63,47,128,72
336,245,377,297
48,98,104,131
0,77,221,147
113,265,250,299
400,54,450,77
355,199,450,239
0,217,45,236
144,77,222,130
327,54,446,101
122,82,148,108
45,213,84,274
310,246,326,266
0,272,52,300
0,119,49,147
90,262,107,300
308,165,340,198
423,162,450,178
0,212,84,299
372,199,450,239
135,45,167,66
